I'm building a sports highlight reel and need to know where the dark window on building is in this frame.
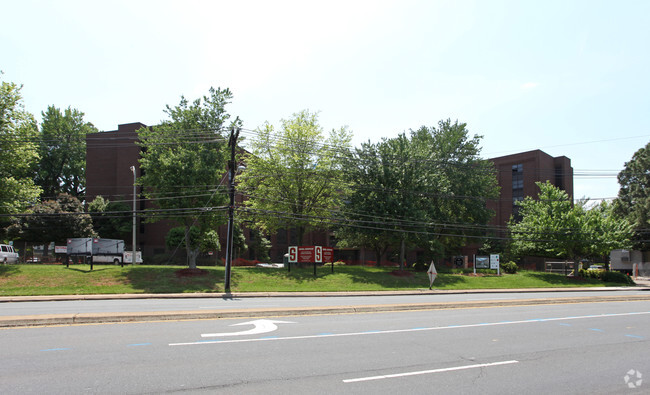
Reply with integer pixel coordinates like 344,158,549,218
555,166,564,190
512,164,524,221
289,229,298,245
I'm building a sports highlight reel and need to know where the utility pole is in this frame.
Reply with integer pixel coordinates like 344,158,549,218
130,166,137,265
224,127,240,293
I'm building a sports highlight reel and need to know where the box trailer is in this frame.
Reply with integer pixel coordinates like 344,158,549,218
66,238,142,265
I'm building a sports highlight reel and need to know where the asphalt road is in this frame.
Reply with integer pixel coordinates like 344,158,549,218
2,289,649,317
1,300,649,394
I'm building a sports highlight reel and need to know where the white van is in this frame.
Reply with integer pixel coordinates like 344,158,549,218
1,244,19,264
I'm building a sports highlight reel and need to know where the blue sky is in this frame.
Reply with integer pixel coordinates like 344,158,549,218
2,0,649,201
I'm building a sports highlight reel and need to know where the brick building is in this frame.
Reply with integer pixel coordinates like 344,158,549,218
488,149,573,232
86,124,573,264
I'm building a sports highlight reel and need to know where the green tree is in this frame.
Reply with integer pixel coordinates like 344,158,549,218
509,182,631,275
87,196,132,240
615,141,650,250
249,228,271,262
7,193,95,248
336,120,498,269
165,226,220,263
0,75,41,221
137,87,234,269
35,106,97,198
238,110,352,245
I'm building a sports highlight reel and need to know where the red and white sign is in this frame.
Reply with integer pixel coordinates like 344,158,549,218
322,247,333,263
288,246,335,263
298,246,315,262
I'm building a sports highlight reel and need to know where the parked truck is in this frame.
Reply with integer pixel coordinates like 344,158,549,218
66,238,142,267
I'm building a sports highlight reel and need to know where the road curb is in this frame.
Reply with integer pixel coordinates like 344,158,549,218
3,294,650,328
1,286,648,303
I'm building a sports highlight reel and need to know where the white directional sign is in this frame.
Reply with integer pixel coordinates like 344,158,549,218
201,319,295,338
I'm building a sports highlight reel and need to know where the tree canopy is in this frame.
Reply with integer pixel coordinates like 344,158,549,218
509,182,632,271
238,110,352,245
7,193,95,245
35,105,97,198
87,196,132,240
0,75,41,220
137,87,235,268
615,141,650,250
336,119,498,268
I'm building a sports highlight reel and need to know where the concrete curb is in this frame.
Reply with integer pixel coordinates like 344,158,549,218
2,293,650,328
1,285,649,303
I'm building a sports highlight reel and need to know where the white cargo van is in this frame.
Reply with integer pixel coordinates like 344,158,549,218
1,244,19,264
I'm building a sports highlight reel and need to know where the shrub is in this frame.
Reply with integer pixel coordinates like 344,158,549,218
602,271,635,285
500,261,518,274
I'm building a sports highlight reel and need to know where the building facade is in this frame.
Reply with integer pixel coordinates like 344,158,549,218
86,125,573,264
488,149,573,232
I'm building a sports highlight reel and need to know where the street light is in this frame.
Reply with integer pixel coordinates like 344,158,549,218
130,166,137,265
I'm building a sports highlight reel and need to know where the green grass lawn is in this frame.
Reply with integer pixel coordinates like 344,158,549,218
0,264,631,296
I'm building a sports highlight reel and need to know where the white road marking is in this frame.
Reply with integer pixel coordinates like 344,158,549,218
343,360,519,383
201,319,295,337
169,311,650,346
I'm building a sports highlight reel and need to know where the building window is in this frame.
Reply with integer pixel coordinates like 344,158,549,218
555,166,564,190
512,164,524,221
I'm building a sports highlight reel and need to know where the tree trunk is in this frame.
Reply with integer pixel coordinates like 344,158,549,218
399,237,406,271
185,225,196,269
375,247,382,267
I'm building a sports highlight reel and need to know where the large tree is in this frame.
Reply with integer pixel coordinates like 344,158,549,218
0,75,41,223
336,119,498,269
87,196,132,240
137,87,234,269
238,110,352,244
509,182,631,274
615,141,650,250
7,193,95,246
35,106,98,198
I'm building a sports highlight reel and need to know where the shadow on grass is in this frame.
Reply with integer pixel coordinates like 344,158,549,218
65,267,113,274
120,266,224,293
0,265,20,277
254,265,467,289
525,271,603,286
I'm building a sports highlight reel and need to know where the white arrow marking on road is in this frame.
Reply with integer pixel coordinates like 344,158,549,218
201,319,295,338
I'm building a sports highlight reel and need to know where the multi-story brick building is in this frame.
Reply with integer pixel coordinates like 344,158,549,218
86,124,573,264
488,149,573,232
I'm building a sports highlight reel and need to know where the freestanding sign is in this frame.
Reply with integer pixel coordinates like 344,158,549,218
427,261,437,290
288,246,298,263
287,246,335,276
490,254,500,269
490,254,501,275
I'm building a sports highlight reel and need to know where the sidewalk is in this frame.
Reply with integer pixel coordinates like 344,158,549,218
1,284,649,328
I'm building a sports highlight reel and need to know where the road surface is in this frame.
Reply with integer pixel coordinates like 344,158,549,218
1,298,648,394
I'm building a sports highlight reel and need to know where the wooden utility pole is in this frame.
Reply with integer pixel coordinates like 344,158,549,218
224,127,240,293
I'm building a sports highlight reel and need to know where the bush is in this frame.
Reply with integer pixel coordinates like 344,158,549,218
579,268,605,280
602,271,635,285
500,261,518,274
